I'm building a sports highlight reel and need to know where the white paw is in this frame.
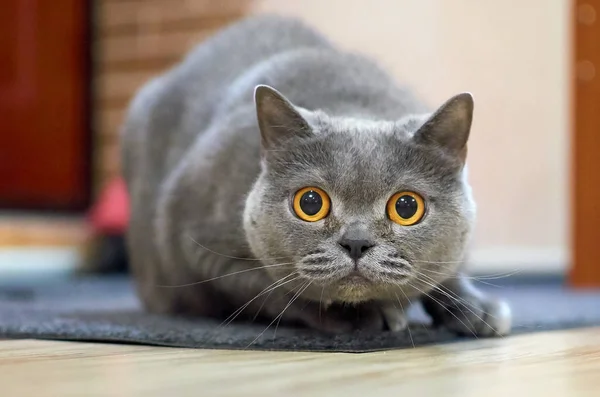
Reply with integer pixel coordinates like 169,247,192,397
381,304,408,332
423,294,512,337
478,297,512,337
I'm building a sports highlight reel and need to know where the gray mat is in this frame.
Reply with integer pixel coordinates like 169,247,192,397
0,276,599,352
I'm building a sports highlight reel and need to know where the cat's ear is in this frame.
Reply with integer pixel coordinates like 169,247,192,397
413,93,474,162
254,85,312,150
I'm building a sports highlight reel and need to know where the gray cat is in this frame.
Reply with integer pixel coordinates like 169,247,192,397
121,15,511,336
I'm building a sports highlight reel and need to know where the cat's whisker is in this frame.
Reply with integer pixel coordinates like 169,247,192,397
273,284,306,340
247,280,312,348
468,279,504,288
394,291,414,348
155,262,295,288
319,285,326,323
415,260,521,285
420,268,459,278
414,273,480,313
251,274,300,322
416,271,486,309
420,271,506,289
414,273,504,338
188,236,290,262
399,287,433,337
219,273,300,328
273,281,312,341
412,259,465,265
422,267,522,283
282,278,311,297
406,280,479,338
466,269,524,280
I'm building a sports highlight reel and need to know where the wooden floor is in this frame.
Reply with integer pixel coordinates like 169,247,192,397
1,328,599,397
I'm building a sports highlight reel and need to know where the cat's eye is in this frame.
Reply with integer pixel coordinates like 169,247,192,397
387,191,425,226
293,187,331,222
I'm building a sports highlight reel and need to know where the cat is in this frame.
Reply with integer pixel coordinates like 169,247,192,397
120,15,511,336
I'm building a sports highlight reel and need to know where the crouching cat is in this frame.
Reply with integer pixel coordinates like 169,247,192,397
120,15,511,336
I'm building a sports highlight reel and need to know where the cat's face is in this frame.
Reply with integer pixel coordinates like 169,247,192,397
243,86,476,304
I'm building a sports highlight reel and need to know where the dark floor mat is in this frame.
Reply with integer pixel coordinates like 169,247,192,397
0,276,599,352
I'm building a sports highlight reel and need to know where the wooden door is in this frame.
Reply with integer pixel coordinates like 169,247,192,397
570,0,600,287
0,0,91,211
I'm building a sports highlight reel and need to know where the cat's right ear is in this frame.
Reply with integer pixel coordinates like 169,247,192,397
412,93,474,162
254,85,312,151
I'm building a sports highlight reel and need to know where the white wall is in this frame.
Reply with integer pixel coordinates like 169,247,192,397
252,0,571,273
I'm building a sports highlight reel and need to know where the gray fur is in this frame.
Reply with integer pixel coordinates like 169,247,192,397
121,15,511,335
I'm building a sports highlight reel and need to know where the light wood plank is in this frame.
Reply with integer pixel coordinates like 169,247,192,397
97,108,126,138
98,56,179,75
1,328,599,396
92,0,250,189
99,0,250,30
100,15,241,38
97,70,158,103
100,29,211,66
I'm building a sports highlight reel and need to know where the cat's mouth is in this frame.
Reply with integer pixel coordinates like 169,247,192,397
339,267,411,286
329,271,375,301
339,270,372,285
291,260,414,303
295,252,413,284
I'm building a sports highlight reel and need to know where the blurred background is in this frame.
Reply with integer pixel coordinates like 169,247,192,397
0,0,597,285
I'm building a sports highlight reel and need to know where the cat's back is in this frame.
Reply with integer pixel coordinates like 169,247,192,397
121,15,332,184
178,15,332,94
120,15,336,311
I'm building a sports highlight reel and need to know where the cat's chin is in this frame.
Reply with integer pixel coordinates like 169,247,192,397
341,270,371,284
325,272,389,303
295,268,413,303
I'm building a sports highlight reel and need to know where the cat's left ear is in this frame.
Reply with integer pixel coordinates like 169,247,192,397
254,85,312,151
413,93,474,162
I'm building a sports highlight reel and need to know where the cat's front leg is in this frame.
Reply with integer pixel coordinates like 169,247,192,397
380,303,409,332
299,301,407,333
291,300,386,333
421,273,512,337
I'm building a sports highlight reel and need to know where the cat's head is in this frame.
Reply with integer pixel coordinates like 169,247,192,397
243,85,476,303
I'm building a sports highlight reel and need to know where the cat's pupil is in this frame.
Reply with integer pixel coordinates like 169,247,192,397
396,195,418,219
300,191,323,216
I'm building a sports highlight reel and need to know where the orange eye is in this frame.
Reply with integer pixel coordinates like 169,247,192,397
293,187,331,222
387,191,426,226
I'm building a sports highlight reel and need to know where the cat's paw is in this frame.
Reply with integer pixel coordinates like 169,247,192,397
353,302,388,332
297,307,356,334
292,301,386,334
380,303,408,332
422,293,511,337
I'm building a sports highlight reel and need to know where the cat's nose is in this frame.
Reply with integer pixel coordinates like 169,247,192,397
338,238,375,261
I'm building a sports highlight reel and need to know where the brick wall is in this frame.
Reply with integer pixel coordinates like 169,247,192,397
93,0,250,190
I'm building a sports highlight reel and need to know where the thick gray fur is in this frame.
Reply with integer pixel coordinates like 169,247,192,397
121,15,511,336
